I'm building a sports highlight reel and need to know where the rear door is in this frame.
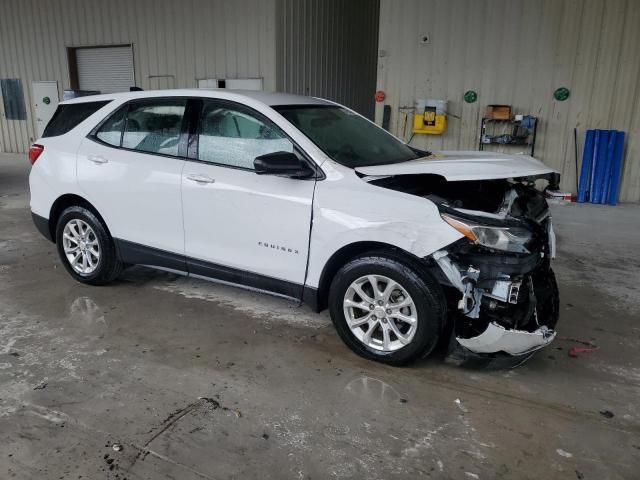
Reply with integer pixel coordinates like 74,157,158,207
77,98,188,267
180,98,316,297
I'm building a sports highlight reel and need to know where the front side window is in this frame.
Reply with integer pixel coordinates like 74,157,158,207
197,100,293,169
274,105,421,168
122,99,187,156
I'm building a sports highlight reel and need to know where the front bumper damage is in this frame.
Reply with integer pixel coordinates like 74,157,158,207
432,243,559,365
456,322,555,355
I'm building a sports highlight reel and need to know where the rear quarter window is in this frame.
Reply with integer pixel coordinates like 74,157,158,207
42,101,111,138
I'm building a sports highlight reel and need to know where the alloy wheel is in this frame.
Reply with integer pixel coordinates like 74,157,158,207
62,219,101,275
343,274,418,352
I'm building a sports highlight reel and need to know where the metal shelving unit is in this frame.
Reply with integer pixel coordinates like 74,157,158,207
478,116,538,157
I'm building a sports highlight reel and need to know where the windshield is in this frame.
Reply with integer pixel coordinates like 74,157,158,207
274,105,423,168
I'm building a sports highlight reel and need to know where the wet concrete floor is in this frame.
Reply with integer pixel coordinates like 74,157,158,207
1,153,639,479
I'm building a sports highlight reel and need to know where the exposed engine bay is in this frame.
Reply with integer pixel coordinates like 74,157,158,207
369,173,560,366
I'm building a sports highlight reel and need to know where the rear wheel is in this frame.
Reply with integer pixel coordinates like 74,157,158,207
329,255,446,366
55,206,122,285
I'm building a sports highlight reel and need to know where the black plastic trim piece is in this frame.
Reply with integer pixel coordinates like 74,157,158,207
302,286,320,312
115,239,187,272
32,212,53,242
187,257,304,300
114,239,307,302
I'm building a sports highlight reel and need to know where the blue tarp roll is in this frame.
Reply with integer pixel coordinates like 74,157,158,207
577,130,595,203
578,129,625,205
608,131,625,205
599,132,617,204
588,130,601,202
591,130,610,204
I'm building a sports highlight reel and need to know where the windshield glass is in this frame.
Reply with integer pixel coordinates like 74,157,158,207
274,105,423,168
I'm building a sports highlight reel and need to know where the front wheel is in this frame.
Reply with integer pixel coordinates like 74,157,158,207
328,255,446,366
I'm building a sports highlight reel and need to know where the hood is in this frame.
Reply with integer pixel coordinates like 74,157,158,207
355,151,557,181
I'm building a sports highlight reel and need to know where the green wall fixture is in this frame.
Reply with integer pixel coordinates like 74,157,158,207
554,87,570,101
463,90,477,103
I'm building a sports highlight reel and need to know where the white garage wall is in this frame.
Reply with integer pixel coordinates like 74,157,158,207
276,0,380,119
0,0,277,153
376,0,640,202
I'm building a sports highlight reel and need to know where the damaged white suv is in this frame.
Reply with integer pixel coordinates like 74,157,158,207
29,89,559,366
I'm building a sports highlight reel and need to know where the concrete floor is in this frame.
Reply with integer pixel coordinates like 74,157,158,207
1,152,639,480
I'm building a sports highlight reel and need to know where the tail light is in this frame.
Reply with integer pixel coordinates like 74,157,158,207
28,144,44,165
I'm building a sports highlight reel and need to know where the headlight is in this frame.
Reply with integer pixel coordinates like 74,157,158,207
441,213,532,253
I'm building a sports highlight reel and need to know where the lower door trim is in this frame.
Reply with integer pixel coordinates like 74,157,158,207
187,257,303,300
115,238,304,301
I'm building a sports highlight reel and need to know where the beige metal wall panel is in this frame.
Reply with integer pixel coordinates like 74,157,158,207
376,0,640,202
276,0,380,119
0,0,277,153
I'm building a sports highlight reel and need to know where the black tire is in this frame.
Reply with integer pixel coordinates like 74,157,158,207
328,254,446,366
532,267,560,329
55,206,123,285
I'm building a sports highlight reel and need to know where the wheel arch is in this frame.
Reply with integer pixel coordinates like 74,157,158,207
48,194,110,242
312,241,438,313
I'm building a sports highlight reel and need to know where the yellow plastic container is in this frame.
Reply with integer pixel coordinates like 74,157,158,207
413,99,447,135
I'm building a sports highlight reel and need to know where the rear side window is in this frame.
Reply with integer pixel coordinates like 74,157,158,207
95,106,126,147
122,99,187,156
42,101,110,138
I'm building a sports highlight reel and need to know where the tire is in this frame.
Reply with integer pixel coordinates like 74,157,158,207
55,206,123,285
328,254,446,366
532,267,560,329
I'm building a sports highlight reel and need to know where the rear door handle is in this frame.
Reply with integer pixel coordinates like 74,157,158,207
186,173,215,184
88,155,108,164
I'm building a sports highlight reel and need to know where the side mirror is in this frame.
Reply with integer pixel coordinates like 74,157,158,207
254,151,314,178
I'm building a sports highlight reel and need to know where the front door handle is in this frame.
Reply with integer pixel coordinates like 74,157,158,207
88,155,109,164
186,173,215,184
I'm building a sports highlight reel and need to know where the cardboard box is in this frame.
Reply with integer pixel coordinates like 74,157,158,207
486,105,512,120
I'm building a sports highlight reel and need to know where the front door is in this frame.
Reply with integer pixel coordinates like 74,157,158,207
181,99,316,297
32,81,59,137
77,98,188,261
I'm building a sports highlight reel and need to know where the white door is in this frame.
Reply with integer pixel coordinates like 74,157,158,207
76,98,187,256
32,81,59,137
181,100,315,292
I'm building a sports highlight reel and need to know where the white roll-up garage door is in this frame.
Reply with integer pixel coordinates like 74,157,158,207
76,46,135,94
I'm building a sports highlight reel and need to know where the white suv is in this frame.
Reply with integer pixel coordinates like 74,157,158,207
29,89,559,366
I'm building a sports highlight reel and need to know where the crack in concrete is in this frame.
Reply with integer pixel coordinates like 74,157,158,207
127,396,226,476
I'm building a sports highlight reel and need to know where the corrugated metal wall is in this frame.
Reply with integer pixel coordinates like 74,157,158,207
0,0,277,154
277,0,380,119
376,0,640,202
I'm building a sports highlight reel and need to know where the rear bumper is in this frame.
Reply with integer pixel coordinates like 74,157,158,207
32,212,53,242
